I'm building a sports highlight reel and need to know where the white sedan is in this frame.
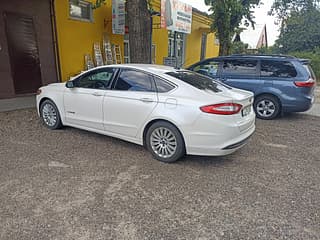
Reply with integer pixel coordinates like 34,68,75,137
36,64,255,162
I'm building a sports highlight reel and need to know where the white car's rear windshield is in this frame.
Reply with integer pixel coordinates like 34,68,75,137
166,71,231,92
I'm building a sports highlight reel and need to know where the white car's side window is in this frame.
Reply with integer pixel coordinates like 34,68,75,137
114,69,155,92
75,68,116,89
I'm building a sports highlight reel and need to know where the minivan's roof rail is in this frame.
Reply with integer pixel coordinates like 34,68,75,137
229,54,297,59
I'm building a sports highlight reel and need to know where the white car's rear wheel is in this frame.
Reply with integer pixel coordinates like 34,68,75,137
146,121,185,163
40,100,62,130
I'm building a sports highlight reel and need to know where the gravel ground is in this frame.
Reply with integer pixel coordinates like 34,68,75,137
0,109,319,240
305,88,320,117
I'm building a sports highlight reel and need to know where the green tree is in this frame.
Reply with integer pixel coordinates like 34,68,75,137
289,48,320,79
269,0,319,26
230,41,249,54
274,5,320,53
205,0,261,56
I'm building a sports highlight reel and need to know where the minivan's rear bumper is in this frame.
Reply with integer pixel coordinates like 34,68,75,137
283,95,314,113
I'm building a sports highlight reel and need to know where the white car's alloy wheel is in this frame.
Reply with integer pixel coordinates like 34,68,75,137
42,103,57,127
150,127,177,158
146,121,185,163
40,100,62,130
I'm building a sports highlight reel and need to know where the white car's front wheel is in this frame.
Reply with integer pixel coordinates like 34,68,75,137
146,121,185,163
40,99,62,130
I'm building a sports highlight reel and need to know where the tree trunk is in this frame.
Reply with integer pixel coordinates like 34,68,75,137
218,26,232,56
219,40,228,56
219,35,231,56
218,36,232,56
127,0,151,63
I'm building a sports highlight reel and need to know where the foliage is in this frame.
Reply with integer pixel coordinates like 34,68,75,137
269,0,319,25
205,0,261,56
230,41,249,54
274,5,320,53
255,45,282,55
289,49,320,80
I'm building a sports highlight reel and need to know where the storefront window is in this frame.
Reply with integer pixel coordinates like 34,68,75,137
124,34,130,63
151,44,156,64
168,31,185,66
69,0,93,22
200,33,207,60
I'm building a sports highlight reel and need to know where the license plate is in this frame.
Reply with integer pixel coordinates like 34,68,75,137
242,105,251,117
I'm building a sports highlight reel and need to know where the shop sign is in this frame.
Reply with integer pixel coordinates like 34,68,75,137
160,0,192,34
112,0,125,35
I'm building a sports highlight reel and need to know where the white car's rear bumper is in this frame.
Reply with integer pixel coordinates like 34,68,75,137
184,112,255,156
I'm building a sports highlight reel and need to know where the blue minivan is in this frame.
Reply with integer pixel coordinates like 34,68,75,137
188,54,317,120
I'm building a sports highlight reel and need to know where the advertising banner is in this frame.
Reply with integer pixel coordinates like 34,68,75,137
112,0,125,35
160,0,192,34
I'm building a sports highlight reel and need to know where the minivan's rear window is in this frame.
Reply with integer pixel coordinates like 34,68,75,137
261,60,297,78
166,71,229,92
303,64,316,80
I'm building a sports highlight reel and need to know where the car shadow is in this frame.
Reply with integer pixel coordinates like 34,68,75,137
280,112,318,120
254,112,317,122
179,154,236,167
62,126,239,167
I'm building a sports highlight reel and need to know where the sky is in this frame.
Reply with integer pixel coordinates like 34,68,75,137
182,0,280,48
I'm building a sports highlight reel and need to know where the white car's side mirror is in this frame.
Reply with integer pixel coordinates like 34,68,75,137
66,81,74,88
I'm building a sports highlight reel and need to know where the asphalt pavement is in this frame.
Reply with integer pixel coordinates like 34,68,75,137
0,108,319,239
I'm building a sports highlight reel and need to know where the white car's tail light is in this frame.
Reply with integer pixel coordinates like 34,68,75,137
294,78,316,87
36,89,42,95
200,103,242,115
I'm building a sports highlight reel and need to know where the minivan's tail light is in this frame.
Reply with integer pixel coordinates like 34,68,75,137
200,103,242,115
294,78,316,87
36,89,42,95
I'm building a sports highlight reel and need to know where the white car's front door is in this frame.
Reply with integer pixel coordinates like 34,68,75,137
103,69,158,138
64,68,117,130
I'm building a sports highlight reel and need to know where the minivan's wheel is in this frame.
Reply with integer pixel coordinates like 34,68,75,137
40,99,62,129
146,121,185,163
254,95,281,120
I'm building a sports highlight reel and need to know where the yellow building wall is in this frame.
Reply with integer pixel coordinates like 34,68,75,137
150,0,219,67
55,0,219,81
54,0,123,81
185,12,219,67
206,33,219,58
151,1,169,65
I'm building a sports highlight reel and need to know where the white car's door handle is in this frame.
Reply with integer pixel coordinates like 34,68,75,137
140,98,154,103
92,92,103,97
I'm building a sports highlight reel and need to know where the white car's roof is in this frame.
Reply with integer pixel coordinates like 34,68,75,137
92,64,177,75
